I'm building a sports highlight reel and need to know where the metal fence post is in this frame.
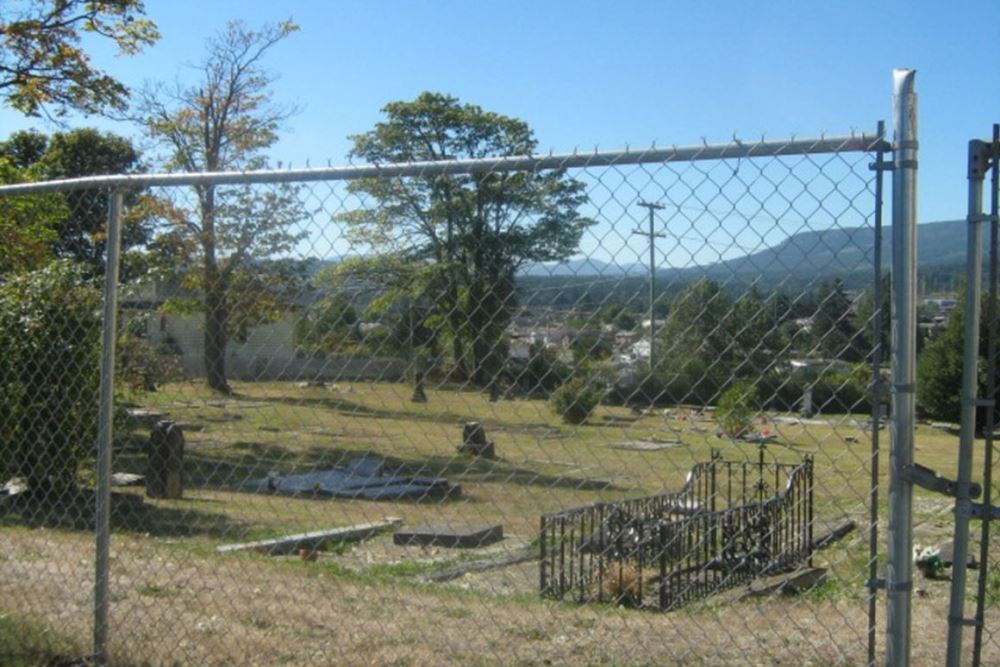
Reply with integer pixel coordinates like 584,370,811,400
972,124,1000,667
945,138,990,667
94,189,123,667
868,119,888,667
887,68,918,667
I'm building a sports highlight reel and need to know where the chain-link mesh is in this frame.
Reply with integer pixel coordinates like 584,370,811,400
0,134,926,666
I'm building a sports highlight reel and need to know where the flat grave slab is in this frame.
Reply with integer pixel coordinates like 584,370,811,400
608,439,684,451
393,524,503,549
217,518,403,555
242,456,461,501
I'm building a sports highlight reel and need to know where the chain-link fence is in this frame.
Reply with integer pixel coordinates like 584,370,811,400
2,81,986,665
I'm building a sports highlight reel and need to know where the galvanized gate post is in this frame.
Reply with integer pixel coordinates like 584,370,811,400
972,124,1000,667
94,189,123,667
887,68,918,667
868,119,888,667
945,136,992,667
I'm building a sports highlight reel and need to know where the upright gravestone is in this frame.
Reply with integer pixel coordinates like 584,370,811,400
147,420,185,499
800,385,815,418
458,421,496,459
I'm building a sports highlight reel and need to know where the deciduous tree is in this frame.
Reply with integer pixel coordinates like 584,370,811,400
134,20,301,393
1,128,150,277
0,0,158,117
343,92,591,396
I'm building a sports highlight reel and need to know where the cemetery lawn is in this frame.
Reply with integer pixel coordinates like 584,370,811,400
1,380,992,666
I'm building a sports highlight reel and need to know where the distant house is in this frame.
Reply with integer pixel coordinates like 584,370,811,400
785,358,854,374
615,330,639,348
121,280,403,382
922,297,957,312
628,338,652,362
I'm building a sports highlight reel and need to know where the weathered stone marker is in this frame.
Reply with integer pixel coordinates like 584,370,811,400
458,421,496,459
147,420,184,499
799,385,815,418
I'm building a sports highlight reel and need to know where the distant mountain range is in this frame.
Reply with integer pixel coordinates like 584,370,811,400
520,219,967,289
316,220,969,297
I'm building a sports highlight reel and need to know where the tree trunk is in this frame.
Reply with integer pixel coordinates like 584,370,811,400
445,277,469,380
200,185,231,394
204,277,231,394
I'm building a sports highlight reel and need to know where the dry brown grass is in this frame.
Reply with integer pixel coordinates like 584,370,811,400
3,526,987,666
1,380,996,666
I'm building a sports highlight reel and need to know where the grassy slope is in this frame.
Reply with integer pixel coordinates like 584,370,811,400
1,380,994,666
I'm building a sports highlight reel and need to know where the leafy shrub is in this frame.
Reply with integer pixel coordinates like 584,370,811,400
117,318,184,394
716,380,759,438
551,376,604,424
759,364,870,415
0,262,102,497
507,344,569,398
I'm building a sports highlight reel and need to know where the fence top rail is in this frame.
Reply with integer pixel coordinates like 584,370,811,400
0,132,888,196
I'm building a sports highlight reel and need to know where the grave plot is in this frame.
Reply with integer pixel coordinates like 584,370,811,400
539,449,815,611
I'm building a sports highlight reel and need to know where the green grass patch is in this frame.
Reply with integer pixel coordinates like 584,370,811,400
0,613,81,667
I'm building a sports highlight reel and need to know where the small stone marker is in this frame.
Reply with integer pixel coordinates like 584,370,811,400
458,422,496,459
800,386,815,418
147,420,184,499
393,523,503,549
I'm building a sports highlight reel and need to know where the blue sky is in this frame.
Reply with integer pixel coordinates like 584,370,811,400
4,0,998,229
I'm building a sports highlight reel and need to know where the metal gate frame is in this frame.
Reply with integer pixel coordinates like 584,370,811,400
945,124,1000,667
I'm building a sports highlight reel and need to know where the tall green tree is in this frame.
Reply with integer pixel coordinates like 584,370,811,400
342,92,591,395
811,279,864,361
854,272,892,362
296,291,361,357
655,280,729,403
324,256,443,402
917,287,995,425
0,0,158,117
0,156,63,273
0,128,150,277
656,280,786,404
134,20,302,393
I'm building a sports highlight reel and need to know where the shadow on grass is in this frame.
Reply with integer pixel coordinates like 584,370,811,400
258,392,473,425
110,437,623,502
0,487,250,541
255,392,573,440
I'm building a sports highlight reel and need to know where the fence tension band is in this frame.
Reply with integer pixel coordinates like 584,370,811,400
867,579,912,592
967,214,999,224
900,463,981,499
949,616,981,629
870,159,894,172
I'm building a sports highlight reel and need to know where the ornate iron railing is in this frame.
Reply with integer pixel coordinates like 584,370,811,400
539,451,814,610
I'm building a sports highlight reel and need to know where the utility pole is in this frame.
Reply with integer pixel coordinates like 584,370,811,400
634,201,665,370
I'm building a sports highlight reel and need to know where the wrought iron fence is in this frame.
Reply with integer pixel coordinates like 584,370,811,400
539,450,813,610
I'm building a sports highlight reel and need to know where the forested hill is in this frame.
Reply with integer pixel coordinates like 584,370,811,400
517,219,967,306
697,218,965,286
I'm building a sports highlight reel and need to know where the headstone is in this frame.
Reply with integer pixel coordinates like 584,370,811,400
800,386,815,418
458,422,496,459
147,420,184,499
